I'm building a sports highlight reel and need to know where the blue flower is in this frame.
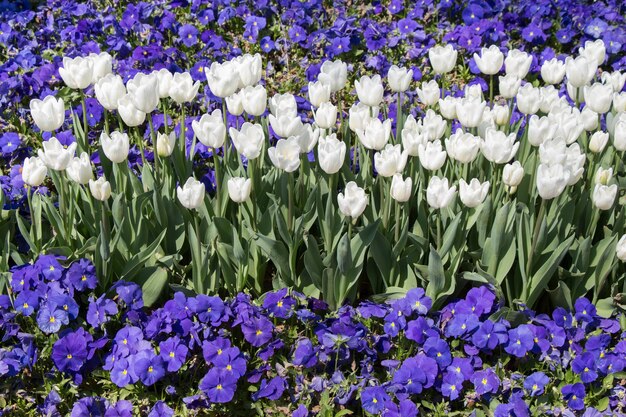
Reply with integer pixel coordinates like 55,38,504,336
360,386,389,414
505,325,534,357
572,352,598,383
36,305,68,334
200,368,238,403
159,337,188,373
133,353,165,386
148,401,174,417
523,371,549,396
471,368,500,396
562,383,586,410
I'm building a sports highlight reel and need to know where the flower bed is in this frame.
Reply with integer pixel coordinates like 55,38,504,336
2,256,626,416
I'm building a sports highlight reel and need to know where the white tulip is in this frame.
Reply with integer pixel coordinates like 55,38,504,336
593,183,617,210
539,137,567,165
602,71,626,93
613,92,626,113
192,110,226,149
156,69,173,99
401,116,426,156
177,177,205,210
459,178,490,208
314,102,337,129
157,131,176,157
473,45,504,75
516,83,541,115
317,133,346,175
169,72,201,104
418,140,447,171
505,49,532,79
101,131,130,163
295,124,320,154
236,53,263,87
492,104,510,126
374,144,408,177
579,39,606,67
445,129,481,164
539,86,560,113
580,107,598,131
30,95,65,132
527,115,556,146
37,137,76,171
390,174,412,203
59,56,94,89
349,102,377,132
94,74,126,111
225,90,245,116
415,80,440,107
308,80,331,107
227,177,252,203
565,55,596,88
318,60,348,93
421,109,446,141
242,85,267,117
549,111,583,145
438,96,458,120
269,93,298,117
464,84,484,101
426,176,456,209
496,74,520,99
387,65,413,92
536,163,570,200
22,156,48,187
503,161,524,188
356,118,391,150
589,131,609,153
268,137,301,172
117,94,146,127
66,152,93,185
584,83,613,114
355,75,384,107
595,167,613,185
616,235,626,262
565,143,585,185
206,60,241,98
127,72,160,113
456,97,486,128
269,114,304,138
429,44,457,74
614,118,626,151
481,128,518,164
337,181,368,219
229,122,265,159
88,52,113,82
541,58,566,85
89,177,111,201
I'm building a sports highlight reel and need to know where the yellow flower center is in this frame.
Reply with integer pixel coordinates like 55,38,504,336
217,349,222,355
277,301,283,308
148,366,153,373
169,352,175,358
217,384,223,390
23,303,29,309
67,354,72,359
372,398,378,404
226,364,232,371
482,378,487,385
123,369,128,375
256,330,263,336
49,316,55,323
81,275,87,281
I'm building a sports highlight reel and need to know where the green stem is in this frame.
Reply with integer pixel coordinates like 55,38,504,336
396,91,403,145
394,201,401,242
249,158,258,231
288,172,294,234
135,127,147,167
103,108,110,135
213,148,222,216
436,212,442,250
489,74,494,107
26,187,38,253
526,199,547,282
81,92,89,153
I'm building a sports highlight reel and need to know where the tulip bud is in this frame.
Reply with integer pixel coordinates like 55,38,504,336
177,177,205,210
565,143,585,185
565,55,596,88
516,83,541,115
117,94,147,127
613,92,626,113
492,104,509,126
169,72,200,104
156,69,173,99
539,86,560,113
59,56,94,89
580,107,598,131
66,152,93,185
482,128,519,164
429,44,457,74
473,45,504,75
459,178,490,208
192,110,226,149
318,60,348,93
89,52,113,82
101,131,130,163
541,58,566,85
438,96,458,120
226,91,245,116
268,137,301,172
387,65,413,93
37,137,76,171
337,181,368,218
229,122,265,160
318,133,346,175
617,235,626,262
95,74,126,111
236,53,263,87
593,183,617,210
401,116,426,157
464,84,484,101
445,129,481,164
314,102,337,130
602,71,626,93
426,176,456,209
355,75,384,107
127,73,160,114
356,118,392,150
269,93,298,117
308,80,331,108
505,49,532,79
89,177,111,201
206,60,241,98
595,167,613,185
269,113,304,139
456,97,486,128
375,144,409,177
583,83,613,114
418,140,447,171
421,109,446,141
30,96,65,132
22,156,48,187
157,131,176,157
536,163,570,200
390,174,412,203
242,85,268,117
589,131,609,153
416,80,440,107
503,161,524,190
614,119,626,151
227,177,252,203
527,115,556,146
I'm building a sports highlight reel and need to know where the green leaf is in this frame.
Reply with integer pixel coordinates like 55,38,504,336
139,267,168,307
120,229,167,279
254,233,292,284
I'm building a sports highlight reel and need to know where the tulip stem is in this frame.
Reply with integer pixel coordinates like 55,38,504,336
394,202,401,242
134,127,147,167
489,75,494,107
161,101,169,135
103,109,110,135
436,212,442,250
396,92,403,145
25,186,39,253
212,148,222,217
222,100,229,164
100,200,110,287
526,198,547,283
80,92,89,152
288,173,294,235
148,115,159,186
249,158,258,231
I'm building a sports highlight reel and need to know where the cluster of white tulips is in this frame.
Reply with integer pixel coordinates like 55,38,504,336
18,38,626,306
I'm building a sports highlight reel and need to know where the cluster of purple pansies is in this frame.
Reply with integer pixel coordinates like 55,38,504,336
1,255,625,415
